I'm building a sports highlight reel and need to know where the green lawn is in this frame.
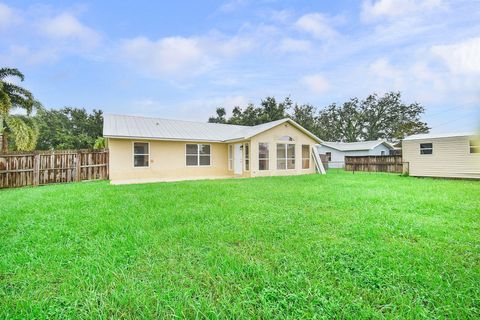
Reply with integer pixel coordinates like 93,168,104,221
1,171,479,319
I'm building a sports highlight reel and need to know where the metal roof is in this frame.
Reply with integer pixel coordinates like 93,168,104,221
403,132,479,141
320,140,395,151
103,114,322,143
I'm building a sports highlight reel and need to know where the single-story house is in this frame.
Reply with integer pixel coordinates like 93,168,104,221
103,114,325,184
402,132,480,179
317,140,396,168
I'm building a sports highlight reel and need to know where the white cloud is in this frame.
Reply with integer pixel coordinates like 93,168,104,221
369,57,402,79
219,0,248,13
301,74,330,93
279,38,311,53
295,13,338,40
431,37,480,74
39,12,101,47
119,36,212,78
361,0,443,21
0,3,19,30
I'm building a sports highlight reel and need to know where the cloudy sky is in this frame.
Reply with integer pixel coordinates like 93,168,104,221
1,0,479,133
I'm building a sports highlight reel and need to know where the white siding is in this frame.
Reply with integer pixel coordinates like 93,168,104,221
402,135,480,179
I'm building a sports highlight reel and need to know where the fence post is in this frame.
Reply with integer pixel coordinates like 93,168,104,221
33,153,40,186
75,151,82,182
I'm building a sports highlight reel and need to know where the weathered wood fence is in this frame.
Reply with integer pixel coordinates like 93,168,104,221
0,149,108,189
345,155,403,173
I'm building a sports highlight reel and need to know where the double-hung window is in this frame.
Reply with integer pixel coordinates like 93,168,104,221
186,144,211,166
470,139,480,154
244,143,250,171
133,142,149,167
302,145,310,169
277,143,295,170
259,143,269,170
420,143,433,155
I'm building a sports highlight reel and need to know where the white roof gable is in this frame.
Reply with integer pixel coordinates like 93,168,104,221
320,140,394,151
103,114,322,143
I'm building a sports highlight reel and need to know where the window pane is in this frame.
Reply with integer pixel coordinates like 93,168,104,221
259,143,269,158
186,155,198,166
245,143,249,159
287,144,295,158
199,144,210,155
245,159,249,171
420,149,433,155
259,159,269,170
326,152,332,161
277,144,286,158
186,144,198,155
420,143,432,149
134,155,149,167
287,159,295,169
277,159,286,170
302,159,310,169
199,155,210,166
302,145,309,158
134,143,148,155
470,147,480,154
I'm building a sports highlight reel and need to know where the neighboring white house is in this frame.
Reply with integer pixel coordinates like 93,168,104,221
317,140,396,168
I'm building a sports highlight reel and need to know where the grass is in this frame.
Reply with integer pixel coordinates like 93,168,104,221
1,171,479,319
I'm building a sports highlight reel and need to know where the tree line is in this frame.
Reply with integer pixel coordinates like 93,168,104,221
209,93,429,142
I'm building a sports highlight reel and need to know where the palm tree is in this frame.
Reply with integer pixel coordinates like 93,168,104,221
0,68,41,152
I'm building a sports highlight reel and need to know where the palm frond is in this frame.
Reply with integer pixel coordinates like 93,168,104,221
2,82,37,114
4,115,38,151
0,68,25,81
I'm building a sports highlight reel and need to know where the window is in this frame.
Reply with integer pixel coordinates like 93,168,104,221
259,143,269,170
326,152,332,162
420,143,433,155
228,145,233,170
133,142,149,167
244,143,250,171
302,145,310,169
470,139,480,154
381,151,386,156
186,144,211,166
277,143,295,170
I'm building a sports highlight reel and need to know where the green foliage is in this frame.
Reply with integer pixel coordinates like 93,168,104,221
0,67,41,151
34,107,103,150
93,136,106,149
209,92,429,142
1,172,479,318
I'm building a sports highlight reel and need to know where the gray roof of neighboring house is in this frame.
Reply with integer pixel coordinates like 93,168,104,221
103,114,322,143
319,140,395,151
403,132,478,141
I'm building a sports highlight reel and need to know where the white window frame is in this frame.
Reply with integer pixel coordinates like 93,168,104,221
258,142,269,171
470,140,480,154
420,143,433,155
277,143,295,170
326,152,332,162
133,141,150,168
185,144,211,167
228,144,233,170
301,144,310,169
244,142,250,171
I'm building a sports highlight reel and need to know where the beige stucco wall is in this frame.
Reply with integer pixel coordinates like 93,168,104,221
402,135,480,179
108,139,231,182
248,122,317,177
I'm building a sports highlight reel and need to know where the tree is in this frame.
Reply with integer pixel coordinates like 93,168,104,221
35,107,103,150
0,68,41,152
207,92,429,142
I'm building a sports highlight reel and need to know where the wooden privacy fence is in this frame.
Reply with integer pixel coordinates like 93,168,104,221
0,149,108,189
345,155,403,173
